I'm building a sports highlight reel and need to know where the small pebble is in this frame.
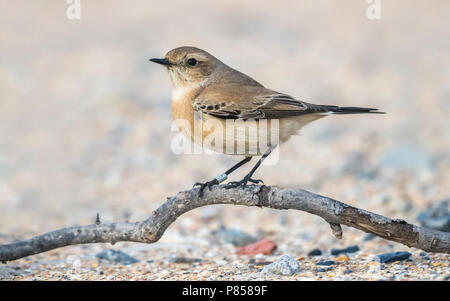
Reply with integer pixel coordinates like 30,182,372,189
372,252,411,263
307,248,322,256
316,260,334,266
363,233,376,241
236,239,277,255
417,198,450,232
215,226,258,246
331,245,360,256
261,255,301,276
335,254,350,262
168,255,202,264
316,267,332,273
95,250,139,265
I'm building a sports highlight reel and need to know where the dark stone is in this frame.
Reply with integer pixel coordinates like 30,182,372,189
363,233,376,241
307,248,322,256
168,255,202,264
315,267,333,273
315,268,326,273
372,252,412,263
316,260,334,266
343,269,353,274
214,226,258,246
417,199,450,232
96,249,139,265
419,252,427,257
331,245,360,256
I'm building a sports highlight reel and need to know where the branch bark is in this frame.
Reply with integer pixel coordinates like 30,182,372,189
1,185,449,262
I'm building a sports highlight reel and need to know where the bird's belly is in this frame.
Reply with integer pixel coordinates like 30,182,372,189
171,98,325,156
172,112,275,156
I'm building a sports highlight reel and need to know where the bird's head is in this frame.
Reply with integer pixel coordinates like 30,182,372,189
150,46,220,88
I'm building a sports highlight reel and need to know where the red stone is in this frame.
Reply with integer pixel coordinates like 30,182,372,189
236,239,277,255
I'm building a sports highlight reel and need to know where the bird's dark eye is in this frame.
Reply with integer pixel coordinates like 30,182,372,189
187,58,197,66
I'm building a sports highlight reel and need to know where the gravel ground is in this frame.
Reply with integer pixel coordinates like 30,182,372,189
1,1,449,280
1,230,449,281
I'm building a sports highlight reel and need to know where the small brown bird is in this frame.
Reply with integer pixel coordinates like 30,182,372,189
150,46,383,195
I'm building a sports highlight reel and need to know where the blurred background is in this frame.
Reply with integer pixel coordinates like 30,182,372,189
0,0,449,274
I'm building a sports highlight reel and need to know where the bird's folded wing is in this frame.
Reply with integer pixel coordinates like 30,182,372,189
193,85,328,120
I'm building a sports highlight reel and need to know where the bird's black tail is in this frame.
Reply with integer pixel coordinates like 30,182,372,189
325,106,385,114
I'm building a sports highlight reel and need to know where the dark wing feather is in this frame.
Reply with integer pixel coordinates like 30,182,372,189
193,85,383,119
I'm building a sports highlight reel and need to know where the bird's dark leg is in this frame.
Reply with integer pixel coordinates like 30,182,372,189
194,157,252,196
226,145,276,189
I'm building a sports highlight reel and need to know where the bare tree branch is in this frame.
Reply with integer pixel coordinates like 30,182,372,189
1,185,449,262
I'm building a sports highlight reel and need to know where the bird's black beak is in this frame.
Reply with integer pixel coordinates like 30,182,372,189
149,58,171,66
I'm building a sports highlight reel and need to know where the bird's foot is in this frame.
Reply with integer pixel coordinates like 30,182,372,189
225,176,264,189
193,179,219,197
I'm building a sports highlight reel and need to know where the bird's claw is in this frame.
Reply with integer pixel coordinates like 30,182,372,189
248,178,264,185
193,179,219,197
225,177,264,189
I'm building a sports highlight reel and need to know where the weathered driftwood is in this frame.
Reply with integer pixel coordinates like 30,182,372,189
1,185,449,262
